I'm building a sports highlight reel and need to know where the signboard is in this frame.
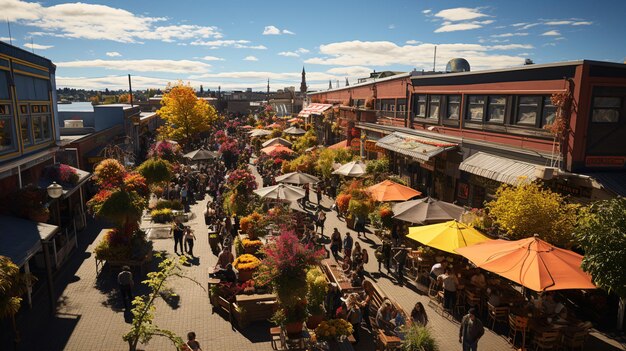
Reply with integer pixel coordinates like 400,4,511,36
364,140,385,153
585,156,625,168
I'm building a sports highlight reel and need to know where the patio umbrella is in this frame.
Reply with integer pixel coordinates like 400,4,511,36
392,197,465,224
328,140,349,150
455,236,596,292
254,184,306,202
241,125,254,129
367,180,422,202
284,126,306,135
260,144,294,155
183,148,218,161
332,160,367,177
288,117,301,123
407,220,491,254
262,137,293,148
275,171,320,185
267,122,282,129
249,129,272,137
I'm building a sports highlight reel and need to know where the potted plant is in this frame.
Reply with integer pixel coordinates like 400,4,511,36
306,267,328,329
315,319,353,342
14,185,50,223
400,324,439,351
233,254,261,282
240,212,268,240
241,238,263,255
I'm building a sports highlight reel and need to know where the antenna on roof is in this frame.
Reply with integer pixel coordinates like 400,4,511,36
433,45,437,72
6,18,13,46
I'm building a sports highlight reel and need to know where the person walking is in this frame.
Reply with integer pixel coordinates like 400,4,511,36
173,218,185,255
343,232,354,259
330,228,342,258
316,182,323,207
117,266,134,310
186,331,202,351
184,227,197,257
393,245,409,285
316,209,327,236
382,240,392,273
459,308,484,351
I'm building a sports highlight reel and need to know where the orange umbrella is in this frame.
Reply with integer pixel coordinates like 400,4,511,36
367,180,422,202
288,117,301,123
267,122,282,129
455,236,596,292
260,144,294,155
328,140,348,150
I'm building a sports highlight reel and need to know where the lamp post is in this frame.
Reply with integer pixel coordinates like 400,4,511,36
44,181,63,316
47,182,63,199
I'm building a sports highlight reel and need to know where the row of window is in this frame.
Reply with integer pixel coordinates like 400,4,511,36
0,103,53,154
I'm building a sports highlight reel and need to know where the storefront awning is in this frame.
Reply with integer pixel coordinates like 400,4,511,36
459,152,540,185
375,132,457,162
583,171,626,197
298,103,333,118
0,215,59,267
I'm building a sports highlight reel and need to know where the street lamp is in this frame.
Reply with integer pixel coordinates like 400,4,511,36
47,182,63,199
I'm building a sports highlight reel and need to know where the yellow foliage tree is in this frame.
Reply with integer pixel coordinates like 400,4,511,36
157,81,219,143
486,182,578,247
118,93,131,103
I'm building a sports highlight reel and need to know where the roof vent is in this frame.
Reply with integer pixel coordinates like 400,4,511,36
64,120,84,128
445,58,470,73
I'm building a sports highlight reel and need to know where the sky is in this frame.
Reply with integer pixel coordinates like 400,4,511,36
1,0,625,92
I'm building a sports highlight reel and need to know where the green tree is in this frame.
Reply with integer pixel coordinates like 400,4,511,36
0,256,34,346
157,81,219,144
486,182,578,247
124,254,204,351
315,147,355,179
575,197,626,330
136,158,172,185
291,129,317,153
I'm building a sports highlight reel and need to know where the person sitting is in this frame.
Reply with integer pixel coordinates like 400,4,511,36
487,288,502,307
376,300,395,332
470,268,487,290
210,263,237,283
411,302,429,326
350,264,365,287
214,247,234,271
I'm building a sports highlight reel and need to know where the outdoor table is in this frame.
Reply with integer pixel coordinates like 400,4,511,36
321,259,363,293
377,330,401,351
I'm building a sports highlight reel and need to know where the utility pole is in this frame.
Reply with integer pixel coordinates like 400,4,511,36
7,19,13,46
128,74,133,107
433,45,437,72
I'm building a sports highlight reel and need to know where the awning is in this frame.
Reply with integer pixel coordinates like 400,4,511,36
375,132,457,162
298,103,333,118
0,215,59,267
583,171,626,197
39,164,92,199
459,152,539,185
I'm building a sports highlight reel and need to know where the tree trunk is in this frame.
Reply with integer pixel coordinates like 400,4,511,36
618,296,625,331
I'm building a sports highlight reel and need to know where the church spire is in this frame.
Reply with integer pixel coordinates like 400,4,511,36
300,66,307,95
328,80,332,90
267,78,270,98
345,77,350,87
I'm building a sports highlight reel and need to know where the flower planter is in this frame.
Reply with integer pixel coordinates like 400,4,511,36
238,269,254,283
306,314,325,329
285,321,304,336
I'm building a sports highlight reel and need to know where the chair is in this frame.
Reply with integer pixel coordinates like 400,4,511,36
465,290,482,313
561,329,588,351
454,292,466,317
532,329,560,351
487,302,510,330
270,327,282,350
508,314,529,348
428,277,439,297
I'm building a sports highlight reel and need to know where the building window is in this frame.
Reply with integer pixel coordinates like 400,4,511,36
0,71,10,100
0,104,16,154
592,97,621,123
487,96,506,123
466,95,485,122
397,98,406,112
414,95,426,118
381,99,395,111
20,114,33,147
542,97,557,126
446,95,461,120
516,96,541,125
428,96,441,119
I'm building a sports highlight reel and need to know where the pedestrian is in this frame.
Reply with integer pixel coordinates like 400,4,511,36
186,331,202,351
184,227,196,257
117,266,134,310
391,223,399,246
382,240,392,272
361,248,369,267
459,308,484,351
355,215,366,238
304,183,310,206
393,245,408,285
330,228,342,258
316,182,323,206
346,295,362,344
181,184,190,212
343,232,354,259
438,267,459,311
316,209,326,236
172,218,185,255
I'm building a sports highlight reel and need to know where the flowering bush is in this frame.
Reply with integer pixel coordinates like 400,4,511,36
94,158,125,187
148,140,182,162
241,238,263,252
233,254,261,271
219,138,240,168
226,169,257,194
151,208,173,223
336,193,352,214
315,319,353,341
136,158,172,185
214,130,228,144
58,164,79,184
240,212,267,239
123,173,149,198
379,203,394,229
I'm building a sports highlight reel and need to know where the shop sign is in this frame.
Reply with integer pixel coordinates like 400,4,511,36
364,140,385,153
585,156,625,168
550,181,592,198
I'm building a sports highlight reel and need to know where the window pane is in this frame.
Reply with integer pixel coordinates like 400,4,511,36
593,97,621,108
592,109,620,123
41,114,51,140
517,96,540,125
20,115,32,146
467,96,485,121
428,96,440,119
446,96,461,120
0,71,10,100
415,95,427,117
542,98,556,126
0,116,15,152
33,116,43,142
487,96,506,122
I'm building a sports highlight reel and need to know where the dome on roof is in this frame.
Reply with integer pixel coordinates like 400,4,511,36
446,58,470,73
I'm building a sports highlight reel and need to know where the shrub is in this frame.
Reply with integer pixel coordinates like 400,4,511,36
240,212,268,239
151,208,173,223
336,193,352,214
233,254,261,271
306,267,328,316
155,199,184,211
401,324,439,351
315,319,353,341
241,238,264,253
136,158,172,184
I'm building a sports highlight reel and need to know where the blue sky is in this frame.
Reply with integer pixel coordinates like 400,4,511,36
2,0,625,91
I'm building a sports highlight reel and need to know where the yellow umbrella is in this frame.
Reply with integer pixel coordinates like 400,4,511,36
407,220,491,254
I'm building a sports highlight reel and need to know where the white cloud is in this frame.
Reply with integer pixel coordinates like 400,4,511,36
422,9,431,14
554,37,566,41
304,40,527,71
296,48,309,54
278,51,300,57
491,32,529,38
545,21,573,25
541,30,561,36
106,51,121,57
388,24,396,30
435,23,482,33
518,23,539,30
243,56,258,61
511,23,527,27
326,66,372,77
3,0,222,43
434,7,487,22
543,43,557,47
201,56,224,61
57,59,212,73
190,40,266,49
23,43,53,50
572,21,592,26
0,37,15,42
406,40,421,45
262,25,294,35
488,44,533,50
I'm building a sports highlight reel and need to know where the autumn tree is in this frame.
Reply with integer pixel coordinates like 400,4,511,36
486,182,579,247
118,93,132,103
157,81,219,144
575,197,626,330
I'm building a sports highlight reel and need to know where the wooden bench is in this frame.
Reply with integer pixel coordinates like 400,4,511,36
365,281,406,351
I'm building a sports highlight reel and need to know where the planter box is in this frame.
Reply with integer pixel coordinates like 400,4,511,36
346,216,355,229
233,293,276,328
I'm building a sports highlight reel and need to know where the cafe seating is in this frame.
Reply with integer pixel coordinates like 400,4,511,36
428,277,439,297
531,329,560,351
508,314,529,348
465,289,482,314
270,327,282,350
561,329,588,351
487,302,510,330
